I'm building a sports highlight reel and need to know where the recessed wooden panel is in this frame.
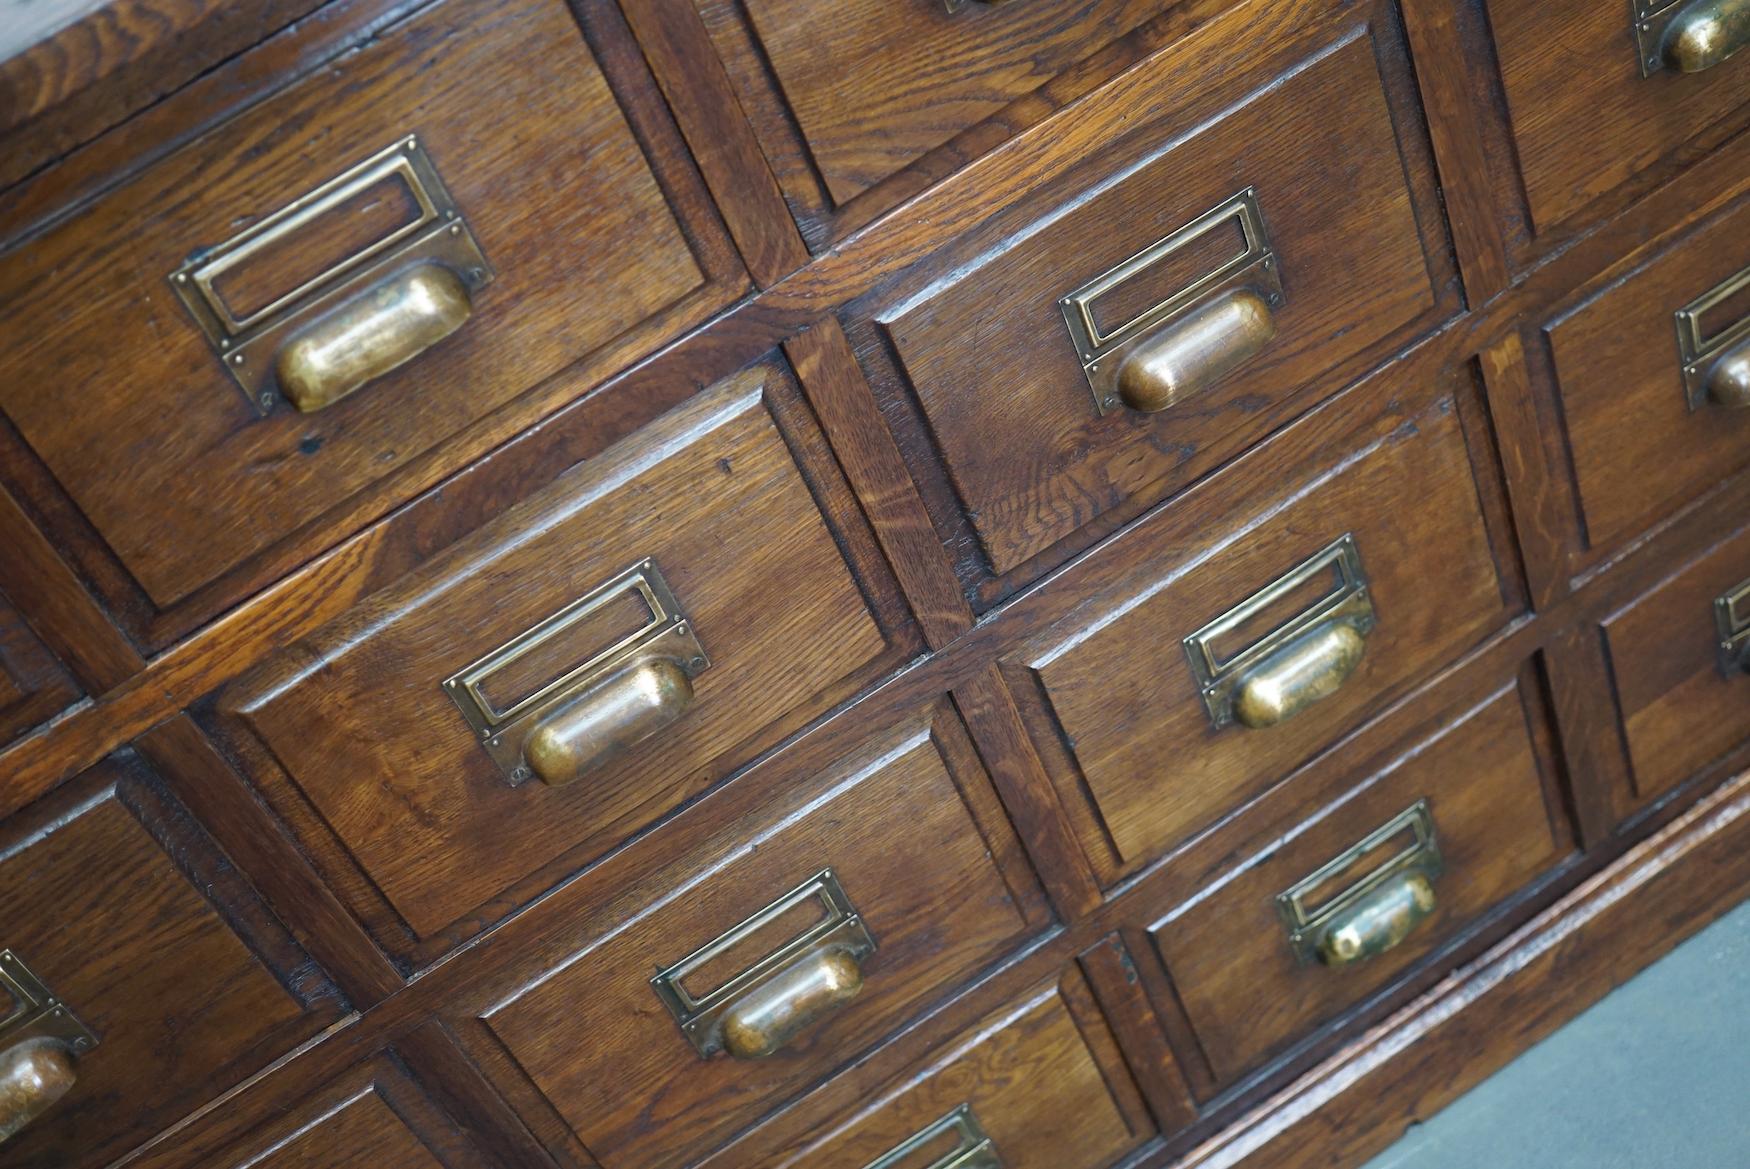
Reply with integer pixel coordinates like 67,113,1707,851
1604,522,1750,800
0,754,343,1169
1488,0,1750,236
0,0,741,624
1009,377,1508,885
481,710,1037,1169
216,364,901,962
0,592,79,745
1152,679,1565,1082
873,26,1440,583
1545,194,1750,566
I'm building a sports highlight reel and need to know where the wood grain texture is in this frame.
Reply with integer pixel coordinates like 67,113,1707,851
0,591,79,745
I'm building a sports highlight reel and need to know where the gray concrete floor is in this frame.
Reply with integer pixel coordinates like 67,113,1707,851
1360,898,1750,1168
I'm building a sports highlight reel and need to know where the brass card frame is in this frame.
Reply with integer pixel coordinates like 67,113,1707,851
0,950,98,1055
651,869,876,1059
442,558,708,785
1634,0,1690,76
1275,800,1443,967
1059,187,1284,415
167,136,493,414
1674,264,1750,410
861,1105,1003,1169
1714,576,1750,674
1183,534,1375,730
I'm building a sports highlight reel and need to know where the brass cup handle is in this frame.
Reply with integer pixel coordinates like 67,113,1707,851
522,656,695,787
719,947,865,1060
1232,618,1368,729
1658,0,1750,72
275,263,472,412
1114,288,1277,414
1314,870,1438,967
1699,334,1750,408
0,1039,77,1142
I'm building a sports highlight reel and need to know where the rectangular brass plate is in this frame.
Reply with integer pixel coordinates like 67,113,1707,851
442,558,708,785
1183,534,1375,729
650,869,876,1059
1634,0,1687,76
862,1105,1004,1169
167,136,493,414
0,950,97,1054
1275,800,1443,966
1059,187,1284,415
1674,263,1750,410
1715,577,1750,674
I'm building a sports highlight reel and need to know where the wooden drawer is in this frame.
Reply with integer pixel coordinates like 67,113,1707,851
1544,194,1750,564
702,974,1148,1169
855,10,1445,593
214,362,909,966
0,593,78,745
1603,522,1750,800
0,0,742,636
1003,369,1512,886
474,703,1041,1169
1149,668,1568,1082
1488,0,1750,237
0,754,344,1169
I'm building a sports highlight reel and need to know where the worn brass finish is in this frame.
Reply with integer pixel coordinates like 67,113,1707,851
1184,534,1376,730
444,559,709,786
1636,0,1750,75
1277,801,1444,967
1714,577,1750,674
168,136,492,414
1061,187,1284,415
0,950,98,1143
651,869,877,1059
863,1105,1004,1169
1115,288,1277,413
1675,265,1750,409
276,263,472,412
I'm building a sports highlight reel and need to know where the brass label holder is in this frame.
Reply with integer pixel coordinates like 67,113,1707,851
1674,264,1750,410
1714,577,1750,675
443,559,708,785
0,951,97,1056
1275,800,1443,966
651,869,876,1059
167,136,493,414
1059,187,1283,415
1183,534,1375,729
862,1105,1003,1169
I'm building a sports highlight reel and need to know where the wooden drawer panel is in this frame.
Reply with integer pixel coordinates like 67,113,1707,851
1488,0,1750,236
1545,194,1750,564
1604,522,1750,800
1005,371,1510,885
0,754,343,1169
864,19,1441,587
705,976,1146,1169
0,593,78,745
0,0,741,631
478,707,1038,1169
1151,672,1566,1082
215,363,905,966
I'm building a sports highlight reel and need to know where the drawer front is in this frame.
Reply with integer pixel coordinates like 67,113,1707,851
874,25,1438,580
0,756,341,1169
1546,195,1750,561
480,711,1036,1169
1604,522,1750,799
1489,0,1750,235
0,0,739,615
726,0,1163,209
219,365,897,960
715,978,1145,1169
0,594,78,745
1151,675,1566,1081
1009,375,1508,884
